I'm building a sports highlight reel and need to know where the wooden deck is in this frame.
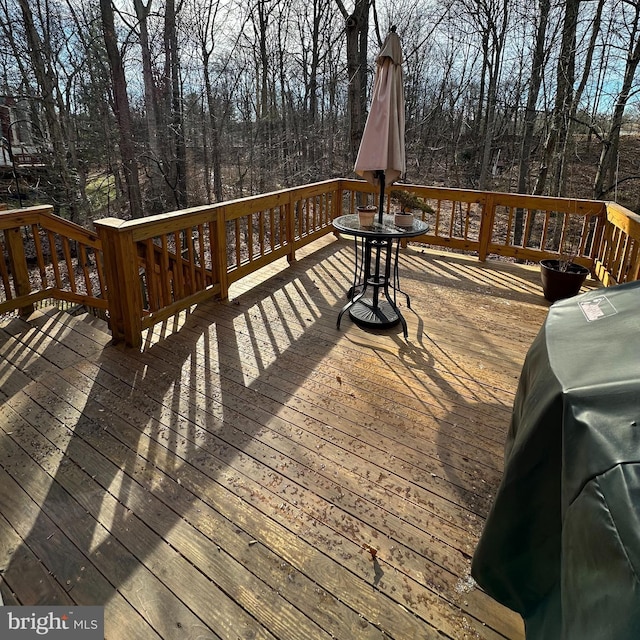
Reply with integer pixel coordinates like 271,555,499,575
0,233,576,639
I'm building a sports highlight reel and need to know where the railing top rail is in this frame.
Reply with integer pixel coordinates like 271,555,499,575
489,192,605,215
0,204,101,246
93,179,343,239
94,205,219,231
94,207,221,243
339,179,607,214
605,201,640,237
340,179,488,204
0,204,54,229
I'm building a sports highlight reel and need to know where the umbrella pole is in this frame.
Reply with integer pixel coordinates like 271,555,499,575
377,170,385,224
373,170,385,310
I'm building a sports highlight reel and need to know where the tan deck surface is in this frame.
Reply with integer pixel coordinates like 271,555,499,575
0,234,587,639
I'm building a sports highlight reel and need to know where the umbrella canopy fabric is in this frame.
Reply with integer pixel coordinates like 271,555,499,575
354,30,406,187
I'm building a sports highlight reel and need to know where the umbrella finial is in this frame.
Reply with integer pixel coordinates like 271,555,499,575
390,25,397,33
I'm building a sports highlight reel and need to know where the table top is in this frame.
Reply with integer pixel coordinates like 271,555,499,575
333,214,428,239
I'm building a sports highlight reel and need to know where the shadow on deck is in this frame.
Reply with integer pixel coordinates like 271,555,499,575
0,235,591,639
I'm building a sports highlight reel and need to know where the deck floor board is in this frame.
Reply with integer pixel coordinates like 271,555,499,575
0,236,566,639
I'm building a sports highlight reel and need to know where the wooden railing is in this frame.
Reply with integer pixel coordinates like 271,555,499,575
593,202,640,286
341,180,607,266
0,205,107,316
2,180,639,347
94,181,340,346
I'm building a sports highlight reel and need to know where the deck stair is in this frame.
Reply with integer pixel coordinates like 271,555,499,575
1,307,112,393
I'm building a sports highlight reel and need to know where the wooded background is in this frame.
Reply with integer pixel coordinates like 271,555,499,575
1,0,640,223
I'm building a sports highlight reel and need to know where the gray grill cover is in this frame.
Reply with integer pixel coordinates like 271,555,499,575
472,280,640,639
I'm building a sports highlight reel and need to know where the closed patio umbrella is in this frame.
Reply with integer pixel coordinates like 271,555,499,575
354,26,406,225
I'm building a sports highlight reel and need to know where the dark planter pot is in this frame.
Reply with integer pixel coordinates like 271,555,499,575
540,259,589,303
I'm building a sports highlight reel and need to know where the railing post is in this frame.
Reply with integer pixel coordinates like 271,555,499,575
333,184,343,238
94,218,143,348
215,207,229,300
334,183,344,219
4,227,33,315
286,195,296,264
478,194,494,262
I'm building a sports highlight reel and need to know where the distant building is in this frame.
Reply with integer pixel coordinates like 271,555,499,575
0,96,48,169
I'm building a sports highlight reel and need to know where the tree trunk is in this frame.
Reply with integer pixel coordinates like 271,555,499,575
134,0,164,210
460,0,509,191
100,0,143,218
515,0,550,245
202,49,223,202
336,0,370,166
164,0,187,209
594,1,640,199
277,20,292,187
477,55,500,190
475,31,489,176
550,0,603,200
254,0,271,193
534,0,580,198
307,0,323,169
17,0,79,220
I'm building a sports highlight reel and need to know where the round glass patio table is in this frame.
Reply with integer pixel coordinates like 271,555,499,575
332,213,427,338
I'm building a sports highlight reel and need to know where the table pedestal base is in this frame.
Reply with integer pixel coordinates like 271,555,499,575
349,299,400,328
333,213,428,341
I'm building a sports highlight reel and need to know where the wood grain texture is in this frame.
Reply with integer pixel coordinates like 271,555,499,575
0,238,561,639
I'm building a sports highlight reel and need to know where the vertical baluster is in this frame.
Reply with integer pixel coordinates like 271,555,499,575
47,231,63,289
61,236,76,293
31,224,48,288
79,244,93,296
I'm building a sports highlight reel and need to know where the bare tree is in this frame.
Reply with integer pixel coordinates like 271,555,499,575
247,0,281,192
200,15,224,201
533,0,580,197
594,0,640,199
191,0,240,201
133,0,165,210
455,0,510,189
514,0,552,244
164,0,188,208
100,0,143,218
16,0,84,220
335,0,370,166
516,0,551,192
